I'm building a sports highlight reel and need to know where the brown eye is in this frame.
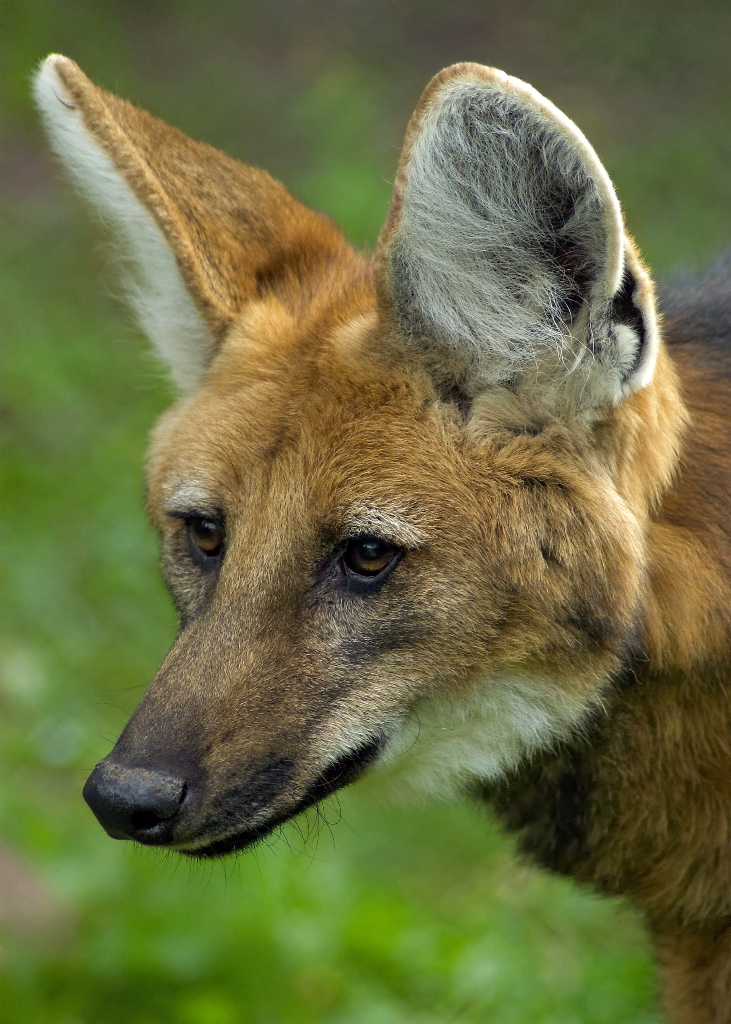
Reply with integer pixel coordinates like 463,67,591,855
343,536,399,578
188,518,224,558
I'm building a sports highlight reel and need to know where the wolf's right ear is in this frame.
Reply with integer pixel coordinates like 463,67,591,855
34,55,348,392
375,63,658,414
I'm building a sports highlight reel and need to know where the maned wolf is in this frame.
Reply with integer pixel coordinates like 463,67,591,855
36,54,731,1023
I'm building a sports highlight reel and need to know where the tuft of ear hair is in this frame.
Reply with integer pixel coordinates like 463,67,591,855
34,55,349,393
376,64,659,413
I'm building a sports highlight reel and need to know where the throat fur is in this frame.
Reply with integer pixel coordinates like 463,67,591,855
481,735,596,876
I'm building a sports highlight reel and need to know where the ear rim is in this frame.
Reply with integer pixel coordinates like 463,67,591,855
619,239,659,398
34,53,214,392
376,62,659,405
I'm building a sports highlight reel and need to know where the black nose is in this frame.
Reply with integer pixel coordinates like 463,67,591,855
83,761,186,844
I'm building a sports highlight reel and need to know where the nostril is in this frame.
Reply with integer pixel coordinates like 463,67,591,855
130,810,166,833
128,783,188,834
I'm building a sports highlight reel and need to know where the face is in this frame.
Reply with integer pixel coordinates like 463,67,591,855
38,54,662,857
82,306,644,856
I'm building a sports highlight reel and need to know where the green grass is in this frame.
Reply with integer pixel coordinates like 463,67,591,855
5,3,731,1020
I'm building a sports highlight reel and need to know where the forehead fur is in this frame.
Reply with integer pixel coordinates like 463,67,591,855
147,284,621,530
148,295,446,509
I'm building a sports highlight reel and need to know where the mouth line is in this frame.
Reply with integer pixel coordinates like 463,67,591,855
181,735,383,859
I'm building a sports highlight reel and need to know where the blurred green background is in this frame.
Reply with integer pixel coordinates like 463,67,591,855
3,2,731,1021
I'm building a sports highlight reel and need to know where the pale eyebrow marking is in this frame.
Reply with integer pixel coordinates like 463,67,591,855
162,482,220,517
344,507,429,548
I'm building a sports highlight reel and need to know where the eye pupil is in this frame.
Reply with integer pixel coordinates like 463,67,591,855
343,536,399,578
189,518,224,557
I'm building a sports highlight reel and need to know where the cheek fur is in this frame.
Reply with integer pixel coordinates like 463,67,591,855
379,671,601,801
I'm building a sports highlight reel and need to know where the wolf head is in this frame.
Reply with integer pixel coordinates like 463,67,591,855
35,56,682,855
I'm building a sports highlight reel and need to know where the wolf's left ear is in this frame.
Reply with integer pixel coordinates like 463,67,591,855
376,63,659,412
34,55,349,393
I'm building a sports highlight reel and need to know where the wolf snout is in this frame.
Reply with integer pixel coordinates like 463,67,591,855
83,761,186,844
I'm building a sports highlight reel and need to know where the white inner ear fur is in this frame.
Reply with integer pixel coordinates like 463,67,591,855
388,71,658,408
34,57,211,393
